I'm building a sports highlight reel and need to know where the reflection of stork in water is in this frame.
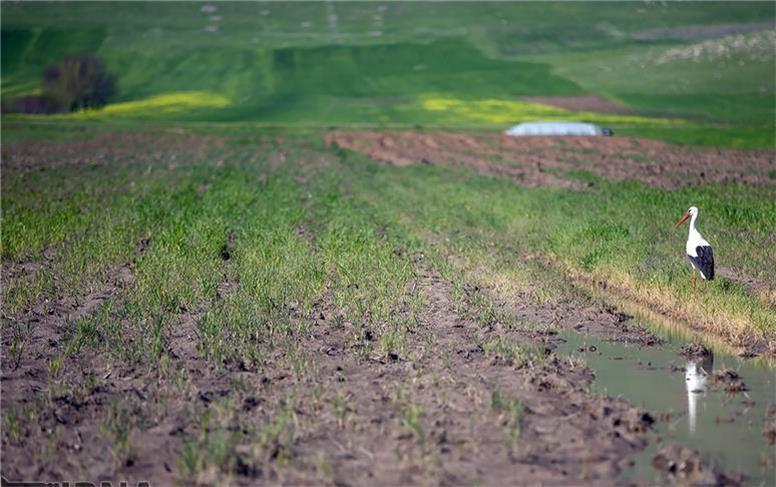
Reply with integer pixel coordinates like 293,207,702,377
685,352,714,434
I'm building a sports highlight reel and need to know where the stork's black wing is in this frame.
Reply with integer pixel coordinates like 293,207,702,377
690,246,714,280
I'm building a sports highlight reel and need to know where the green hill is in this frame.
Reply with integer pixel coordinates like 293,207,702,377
2,1,774,146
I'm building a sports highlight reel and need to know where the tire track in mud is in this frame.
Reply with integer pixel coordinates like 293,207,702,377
469,277,661,347
403,269,655,483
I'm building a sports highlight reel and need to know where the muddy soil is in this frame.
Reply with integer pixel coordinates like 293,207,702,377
652,443,744,485
474,276,661,348
279,268,663,485
765,406,776,446
326,130,775,189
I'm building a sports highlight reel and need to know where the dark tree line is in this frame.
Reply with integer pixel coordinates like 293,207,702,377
7,54,116,114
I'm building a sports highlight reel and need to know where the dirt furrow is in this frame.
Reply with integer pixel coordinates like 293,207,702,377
261,264,657,485
1,261,134,404
0,266,241,483
1,133,227,173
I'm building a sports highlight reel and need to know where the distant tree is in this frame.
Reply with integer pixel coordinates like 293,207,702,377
42,54,116,112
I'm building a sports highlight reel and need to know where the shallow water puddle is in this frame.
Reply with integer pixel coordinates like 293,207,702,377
556,330,776,485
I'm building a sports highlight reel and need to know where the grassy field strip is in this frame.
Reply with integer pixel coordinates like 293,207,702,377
297,142,419,359
9,101,771,148
14,91,232,120
2,165,148,260
1,136,239,316
418,96,690,126
569,264,773,348
13,93,691,127
564,268,771,362
63,147,283,364
136,143,422,480
1,169,193,317
6,121,772,153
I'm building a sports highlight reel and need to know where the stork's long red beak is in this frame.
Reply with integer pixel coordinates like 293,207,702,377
674,213,690,228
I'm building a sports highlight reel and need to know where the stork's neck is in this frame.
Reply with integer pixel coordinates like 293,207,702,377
688,212,698,235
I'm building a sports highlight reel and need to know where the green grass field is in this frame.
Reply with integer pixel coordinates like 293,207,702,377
2,2,774,147
2,129,774,357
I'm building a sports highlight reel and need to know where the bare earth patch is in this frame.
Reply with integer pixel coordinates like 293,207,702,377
1,132,227,173
326,130,775,189
522,95,632,114
231,268,661,485
1,247,717,484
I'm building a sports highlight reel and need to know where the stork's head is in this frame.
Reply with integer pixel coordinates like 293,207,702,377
674,206,698,227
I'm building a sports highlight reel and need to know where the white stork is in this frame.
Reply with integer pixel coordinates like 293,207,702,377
674,206,715,288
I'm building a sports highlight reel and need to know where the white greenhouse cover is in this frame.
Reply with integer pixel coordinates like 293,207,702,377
505,121,608,136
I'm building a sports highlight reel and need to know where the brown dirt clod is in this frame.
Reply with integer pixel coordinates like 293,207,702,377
653,443,744,486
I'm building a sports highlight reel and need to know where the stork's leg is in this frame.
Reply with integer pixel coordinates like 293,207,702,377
693,271,697,289
701,276,706,289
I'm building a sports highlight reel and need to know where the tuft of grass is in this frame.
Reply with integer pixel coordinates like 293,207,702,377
2,409,24,443
483,337,544,368
101,399,136,464
401,402,426,448
180,430,243,481
491,386,525,448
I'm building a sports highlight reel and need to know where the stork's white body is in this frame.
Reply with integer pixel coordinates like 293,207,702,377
685,215,711,259
679,206,715,282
